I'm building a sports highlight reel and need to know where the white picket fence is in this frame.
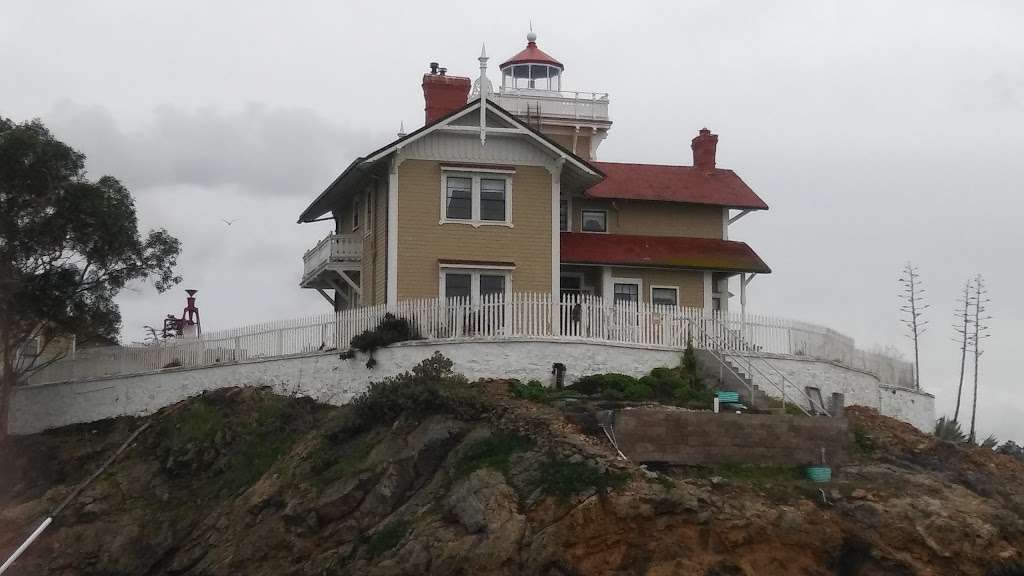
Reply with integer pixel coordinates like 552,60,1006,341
27,292,913,387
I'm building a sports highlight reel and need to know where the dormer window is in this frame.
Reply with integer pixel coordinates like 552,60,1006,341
440,167,514,227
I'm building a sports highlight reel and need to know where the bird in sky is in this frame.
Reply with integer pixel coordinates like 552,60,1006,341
222,218,239,226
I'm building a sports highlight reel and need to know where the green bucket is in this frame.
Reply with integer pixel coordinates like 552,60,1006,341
806,466,832,482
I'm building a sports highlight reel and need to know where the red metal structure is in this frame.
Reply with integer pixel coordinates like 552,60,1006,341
162,289,202,338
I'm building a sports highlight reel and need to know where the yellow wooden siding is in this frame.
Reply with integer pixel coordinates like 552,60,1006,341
571,198,724,239
396,160,553,299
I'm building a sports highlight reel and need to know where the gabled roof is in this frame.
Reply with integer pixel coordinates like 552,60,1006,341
586,162,769,211
298,98,602,223
561,232,771,274
500,41,564,69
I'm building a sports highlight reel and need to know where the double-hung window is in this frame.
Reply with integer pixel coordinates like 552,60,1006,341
440,268,510,304
651,286,679,306
441,168,513,226
352,198,361,231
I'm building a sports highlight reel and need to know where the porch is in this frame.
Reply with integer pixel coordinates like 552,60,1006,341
301,232,363,307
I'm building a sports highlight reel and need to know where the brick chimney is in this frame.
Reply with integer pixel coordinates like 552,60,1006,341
422,62,471,124
691,128,718,172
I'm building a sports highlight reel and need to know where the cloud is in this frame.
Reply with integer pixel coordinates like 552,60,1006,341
45,101,386,197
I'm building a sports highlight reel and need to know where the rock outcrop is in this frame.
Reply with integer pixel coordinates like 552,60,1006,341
1,385,1022,575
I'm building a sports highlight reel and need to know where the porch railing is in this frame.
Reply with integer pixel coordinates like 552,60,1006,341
27,293,913,389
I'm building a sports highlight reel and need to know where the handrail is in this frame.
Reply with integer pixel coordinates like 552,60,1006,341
710,316,831,416
686,317,820,417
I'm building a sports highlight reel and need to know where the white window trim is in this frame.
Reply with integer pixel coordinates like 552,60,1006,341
580,209,609,234
364,190,373,237
650,285,680,306
440,171,514,228
611,277,642,304
438,267,513,305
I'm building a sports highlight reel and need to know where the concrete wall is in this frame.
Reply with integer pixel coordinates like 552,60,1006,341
722,353,935,432
9,339,681,435
614,409,850,466
9,340,933,437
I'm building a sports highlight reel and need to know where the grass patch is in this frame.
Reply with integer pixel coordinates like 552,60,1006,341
164,399,225,448
453,432,534,478
366,520,410,558
308,429,380,487
217,396,306,492
686,464,805,485
536,459,630,499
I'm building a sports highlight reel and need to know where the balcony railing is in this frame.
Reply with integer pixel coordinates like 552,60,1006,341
302,233,362,282
490,87,610,121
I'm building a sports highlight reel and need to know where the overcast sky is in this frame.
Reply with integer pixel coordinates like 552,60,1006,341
3,1,1022,441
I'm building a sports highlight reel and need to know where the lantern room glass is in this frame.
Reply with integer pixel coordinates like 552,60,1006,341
501,64,562,91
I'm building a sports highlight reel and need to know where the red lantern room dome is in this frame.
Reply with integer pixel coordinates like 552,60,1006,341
499,32,564,92
500,31,564,69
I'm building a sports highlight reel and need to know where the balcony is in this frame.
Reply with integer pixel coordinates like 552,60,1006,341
301,233,362,289
489,87,610,123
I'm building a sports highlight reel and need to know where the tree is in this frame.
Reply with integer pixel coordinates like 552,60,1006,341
898,262,928,389
0,117,181,442
968,274,990,444
952,278,974,423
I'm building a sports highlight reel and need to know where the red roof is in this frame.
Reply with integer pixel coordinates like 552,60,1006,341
500,41,564,69
561,232,771,273
587,162,769,210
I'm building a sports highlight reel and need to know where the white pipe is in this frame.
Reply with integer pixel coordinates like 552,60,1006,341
0,517,52,574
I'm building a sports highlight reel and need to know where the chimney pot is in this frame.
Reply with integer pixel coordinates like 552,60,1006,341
429,62,439,74
691,128,719,172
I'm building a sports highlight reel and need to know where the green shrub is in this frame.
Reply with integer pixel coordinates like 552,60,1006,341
343,313,422,368
453,432,534,478
536,459,630,499
348,352,478,431
935,416,966,442
366,520,410,558
570,373,640,396
509,379,548,402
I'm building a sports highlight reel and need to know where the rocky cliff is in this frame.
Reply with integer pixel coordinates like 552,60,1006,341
2,376,1023,575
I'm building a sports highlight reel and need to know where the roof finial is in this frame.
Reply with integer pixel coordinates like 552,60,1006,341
474,42,492,98
527,22,537,44
397,121,406,138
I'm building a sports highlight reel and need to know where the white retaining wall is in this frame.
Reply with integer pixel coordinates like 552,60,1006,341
9,339,679,435
737,354,935,431
8,339,932,435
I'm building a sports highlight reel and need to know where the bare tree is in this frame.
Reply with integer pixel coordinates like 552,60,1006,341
952,278,974,423
968,274,991,443
898,262,929,389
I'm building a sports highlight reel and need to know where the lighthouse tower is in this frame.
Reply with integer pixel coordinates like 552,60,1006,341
484,31,612,159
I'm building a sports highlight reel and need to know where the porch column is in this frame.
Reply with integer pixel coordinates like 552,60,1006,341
601,266,613,302
740,273,757,341
386,153,404,306
548,158,564,336
702,271,713,315
740,273,748,338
